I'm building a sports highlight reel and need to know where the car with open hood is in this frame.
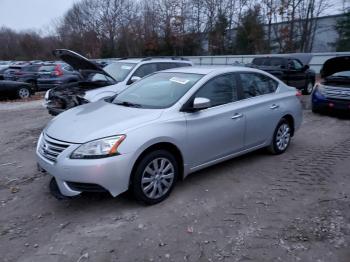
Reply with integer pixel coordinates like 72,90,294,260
312,56,350,114
45,49,193,115
37,66,302,205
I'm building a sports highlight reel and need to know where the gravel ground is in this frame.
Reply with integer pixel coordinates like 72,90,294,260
0,97,350,262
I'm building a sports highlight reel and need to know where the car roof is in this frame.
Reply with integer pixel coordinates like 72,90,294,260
114,58,192,64
162,66,261,75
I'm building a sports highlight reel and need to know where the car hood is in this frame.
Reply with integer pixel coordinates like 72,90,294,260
45,100,163,143
84,82,128,102
53,49,116,81
321,56,350,78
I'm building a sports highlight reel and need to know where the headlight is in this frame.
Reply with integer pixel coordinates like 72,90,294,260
70,135,126,159
44,90,50,100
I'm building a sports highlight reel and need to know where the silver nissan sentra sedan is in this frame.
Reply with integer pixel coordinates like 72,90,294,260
36,66,303,204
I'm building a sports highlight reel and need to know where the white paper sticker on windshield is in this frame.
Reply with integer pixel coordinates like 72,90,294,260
169,77,190,85
121,65,132,70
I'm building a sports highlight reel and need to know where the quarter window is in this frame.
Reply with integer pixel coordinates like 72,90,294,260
195,74,238,108
239,73,278,98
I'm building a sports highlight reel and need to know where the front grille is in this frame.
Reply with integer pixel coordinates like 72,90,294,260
66,182,107,192
39,134,71,162
324,87,350,100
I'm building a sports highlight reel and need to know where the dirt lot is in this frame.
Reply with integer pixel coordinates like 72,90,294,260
0,97,350,262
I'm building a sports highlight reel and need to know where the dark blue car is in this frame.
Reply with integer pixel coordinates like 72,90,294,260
312,56,350,114
37,63,81,90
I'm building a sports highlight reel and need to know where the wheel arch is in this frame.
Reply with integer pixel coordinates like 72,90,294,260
282,114,295,136
130,142,185,186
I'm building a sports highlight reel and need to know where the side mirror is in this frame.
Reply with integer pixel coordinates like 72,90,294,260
193,97,211,110
303,65,309,71
130,76,141,84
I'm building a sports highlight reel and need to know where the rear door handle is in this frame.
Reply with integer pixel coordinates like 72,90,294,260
270,104,279,110
231,113,243,119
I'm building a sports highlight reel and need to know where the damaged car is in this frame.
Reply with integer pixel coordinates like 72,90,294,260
312,56,350,114
45,49,193,115
44,50,117,115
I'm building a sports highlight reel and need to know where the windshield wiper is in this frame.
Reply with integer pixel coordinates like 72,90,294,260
115,101,142,108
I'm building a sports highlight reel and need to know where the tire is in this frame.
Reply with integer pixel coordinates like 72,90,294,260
311,105,321,114
17,86,31,99
131,150,178,205
303,81,314,95
268,118,292,155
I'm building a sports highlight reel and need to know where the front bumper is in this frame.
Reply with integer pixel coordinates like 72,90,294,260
36,134,134,197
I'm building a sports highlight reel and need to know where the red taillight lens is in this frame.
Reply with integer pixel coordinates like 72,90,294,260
296,90,302,97
15,71,23,76
53,65,63,76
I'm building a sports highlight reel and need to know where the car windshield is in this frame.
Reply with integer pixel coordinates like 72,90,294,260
103,62,136,82
113,72,203,109
330,71,350,78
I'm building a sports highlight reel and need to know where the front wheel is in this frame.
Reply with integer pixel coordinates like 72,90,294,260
131,150,178,205
268,119,292,155
17,86,31,99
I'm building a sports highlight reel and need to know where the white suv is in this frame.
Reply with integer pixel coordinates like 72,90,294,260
84,57,193,102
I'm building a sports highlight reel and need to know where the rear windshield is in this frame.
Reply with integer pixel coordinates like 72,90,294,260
39,65,56,72
252,57,284,66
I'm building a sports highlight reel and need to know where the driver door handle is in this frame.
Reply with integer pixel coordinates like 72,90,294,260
270,104,279,110
231,113,243,119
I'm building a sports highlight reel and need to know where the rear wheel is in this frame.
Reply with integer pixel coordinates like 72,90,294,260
131,150,178,205
268,119,292,155
303,81,314,95
17,86,31,99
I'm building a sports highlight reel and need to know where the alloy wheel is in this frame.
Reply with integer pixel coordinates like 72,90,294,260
307,82,314,94
141,157,175,199
18,88,30,99
276,123,291,151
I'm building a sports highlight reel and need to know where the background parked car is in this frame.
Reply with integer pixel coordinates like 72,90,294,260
0,80,34,99
0,67,9,80
3,63,44,90
248,55,316,94
312,56,350,115
45,49,193,115
37,63,80,91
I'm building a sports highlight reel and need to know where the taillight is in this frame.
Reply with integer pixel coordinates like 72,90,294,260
53,65,63,76
296,90,302,97
14,71,23,76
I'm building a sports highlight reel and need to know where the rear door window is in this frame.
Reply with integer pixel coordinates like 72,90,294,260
239,73,278,98
133,63,158,78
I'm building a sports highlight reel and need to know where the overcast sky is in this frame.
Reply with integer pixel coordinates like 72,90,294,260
0,0,78,33
0,0,347,33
